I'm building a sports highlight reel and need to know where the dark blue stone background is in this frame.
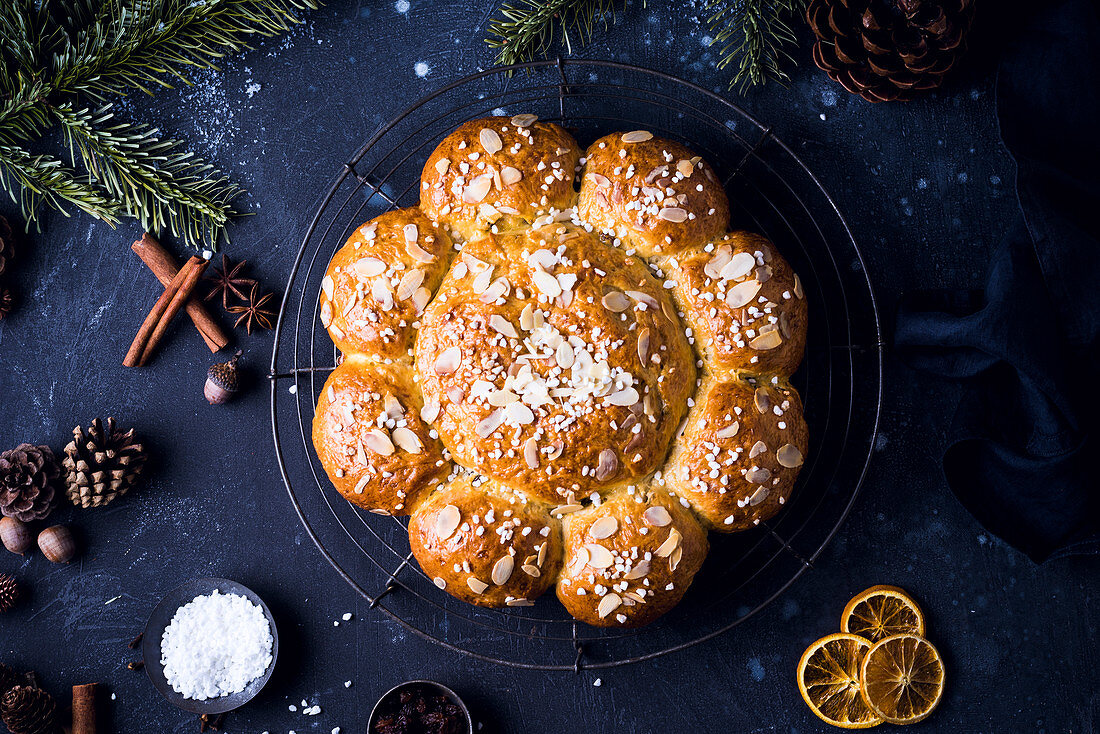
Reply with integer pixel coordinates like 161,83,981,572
1,2,1097,732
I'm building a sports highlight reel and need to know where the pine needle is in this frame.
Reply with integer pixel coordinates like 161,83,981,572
705,0,806,90
0,143,121,225
486,0,626,67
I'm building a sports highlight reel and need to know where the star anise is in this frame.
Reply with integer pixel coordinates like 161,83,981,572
227,284,276,334
204,254,258,309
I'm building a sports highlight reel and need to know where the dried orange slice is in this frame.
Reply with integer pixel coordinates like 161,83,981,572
797,633,883,729
842,585,925,642
860,633,946,724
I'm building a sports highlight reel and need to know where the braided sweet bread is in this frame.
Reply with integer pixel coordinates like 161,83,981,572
313,116,808,627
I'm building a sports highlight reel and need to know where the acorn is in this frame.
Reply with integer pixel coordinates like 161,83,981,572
37,525,76,564
0,517,33,555
204,350,242,404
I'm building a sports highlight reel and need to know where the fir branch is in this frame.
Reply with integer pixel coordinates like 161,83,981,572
53,103,241,249
486,0,625,67
705,0,805,90
0,143,121,225
54,0,321,101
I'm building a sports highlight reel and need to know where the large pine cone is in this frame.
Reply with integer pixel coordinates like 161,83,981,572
63,418,148,509
0,445,60,523
0,215,13,278
0,574,19,613
1,685,58,734
807,0,976,102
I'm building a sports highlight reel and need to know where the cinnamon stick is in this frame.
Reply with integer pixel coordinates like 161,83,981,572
137,257,208,366
72,683,97,734
131,234,229,353
124,259,195,367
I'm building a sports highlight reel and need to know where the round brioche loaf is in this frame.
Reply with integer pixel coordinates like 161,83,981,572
310,115,810,628
420,116,581,240
576,131,730,257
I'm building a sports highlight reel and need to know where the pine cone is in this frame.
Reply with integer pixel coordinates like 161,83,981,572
806,0,976,102
1,685,58,734
0,287,15,320
0,665,21,699
0,445,60,523
0,215,13,279
0,574,19,613
63,418,148,509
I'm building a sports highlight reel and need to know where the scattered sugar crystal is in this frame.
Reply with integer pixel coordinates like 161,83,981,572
344,680,352,688
341,613,352,621
593,678,602,687
160,590,272,701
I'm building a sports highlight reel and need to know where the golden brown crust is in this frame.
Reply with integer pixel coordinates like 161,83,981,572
408,476,562,607
663,376,808,532
555,488,708,627
661,231,807,377
576,131,729,257
413,222,696,505
420,116,581,241
312,356,451,515
320,208,454,362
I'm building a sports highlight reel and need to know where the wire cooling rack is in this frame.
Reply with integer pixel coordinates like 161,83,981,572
269,59,883,671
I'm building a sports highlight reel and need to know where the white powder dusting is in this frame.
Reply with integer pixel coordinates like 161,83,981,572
415,62,430,77
395,0,410,12
160,590,273,700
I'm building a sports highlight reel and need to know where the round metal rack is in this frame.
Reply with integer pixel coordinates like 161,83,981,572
269,59,883,671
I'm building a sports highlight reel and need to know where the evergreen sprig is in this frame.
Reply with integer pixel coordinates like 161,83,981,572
0,0,318,251
705,0,805,90
486,0,625,68
484,0,804,89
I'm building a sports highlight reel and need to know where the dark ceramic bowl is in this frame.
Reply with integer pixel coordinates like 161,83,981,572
142,577,278,715
368,680,473,734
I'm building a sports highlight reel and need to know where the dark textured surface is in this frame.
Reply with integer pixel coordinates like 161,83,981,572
0,2,1097,732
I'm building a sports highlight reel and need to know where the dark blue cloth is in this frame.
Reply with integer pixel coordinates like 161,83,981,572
895,0,1100,561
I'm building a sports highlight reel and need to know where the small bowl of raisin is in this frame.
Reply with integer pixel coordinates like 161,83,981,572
368,680,472,734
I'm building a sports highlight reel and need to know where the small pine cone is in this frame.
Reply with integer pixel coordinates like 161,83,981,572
1,685,58,734
0,215,13,278
63,418,148,509
0,445,60,523
0,664,21,698
806,0,976,102
0,287,14,320
0,574,19,613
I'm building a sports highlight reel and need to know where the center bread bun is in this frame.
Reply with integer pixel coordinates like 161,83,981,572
312,116,810,628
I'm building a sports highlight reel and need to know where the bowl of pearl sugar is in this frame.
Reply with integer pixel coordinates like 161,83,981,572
143,578,279,714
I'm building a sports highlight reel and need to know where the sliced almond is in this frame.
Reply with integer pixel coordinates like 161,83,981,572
488,314,518,338
749,330,782,351
403,223,419,243
670,545,683,572
510,113,537,127
716,421,740,440
363,429,395,456
551,504,584,515
602,290,630,312
479,277,509,303
777,443,804,468
436,504,460,539
655,528,682,558
748,486,770,506
433,577,446,589
491,555,514,585
637,328,651,363
793,273,804,299
321,274,335,300
353,257,386,278
597,593,623,619
480,128,502,154
720,252,756,281
623,560,650,580
519,303,536,331
658,207,688,223
476,408,505,437
643,506,672,527
589,516,619,540
371,278,394,311
595,449,618,480
420,397,440,423
466,577,489,594
406,239,435,263
434,346,462,374
585,544,614,568
626,290,659,310
435,157,451,176
523,437,539,469
676,159,694,178
462,174,493,203
555,340,575,369
621,130,653,143
532,269,562,298
746,467,772,484
605,387,639,406
391,426,423,454
396,268,424,301
749,440,768,458
726,279,762,308
754,387,771,414
521,564,541,577
571,546,590,570
500,166,523,185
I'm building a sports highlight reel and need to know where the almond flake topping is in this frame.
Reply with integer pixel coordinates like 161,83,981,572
623,560,650,580
532,269,562,298
434,346,462,374
353,257,386,278
777,443,804,468
510,113,537,127
621,130,653,143
749,330,783,351
643,506,672,527
436,504,461,539
716,421,740,440
658,207,688,223
748,487,770,506
435,158,451,176
480,128,502,154
726,279,762,308
466,577,489,594
597,593,623,619
584,544,614,568
489,314,518,338
391,426,423,454
655,528,682,558
721,252,756,281
595,449,618,480
396,269,424,301
363,429,395,456
463,174,493,203
491,555,514,585
589,516,619,540
501,166,523,185
406,239,435,263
